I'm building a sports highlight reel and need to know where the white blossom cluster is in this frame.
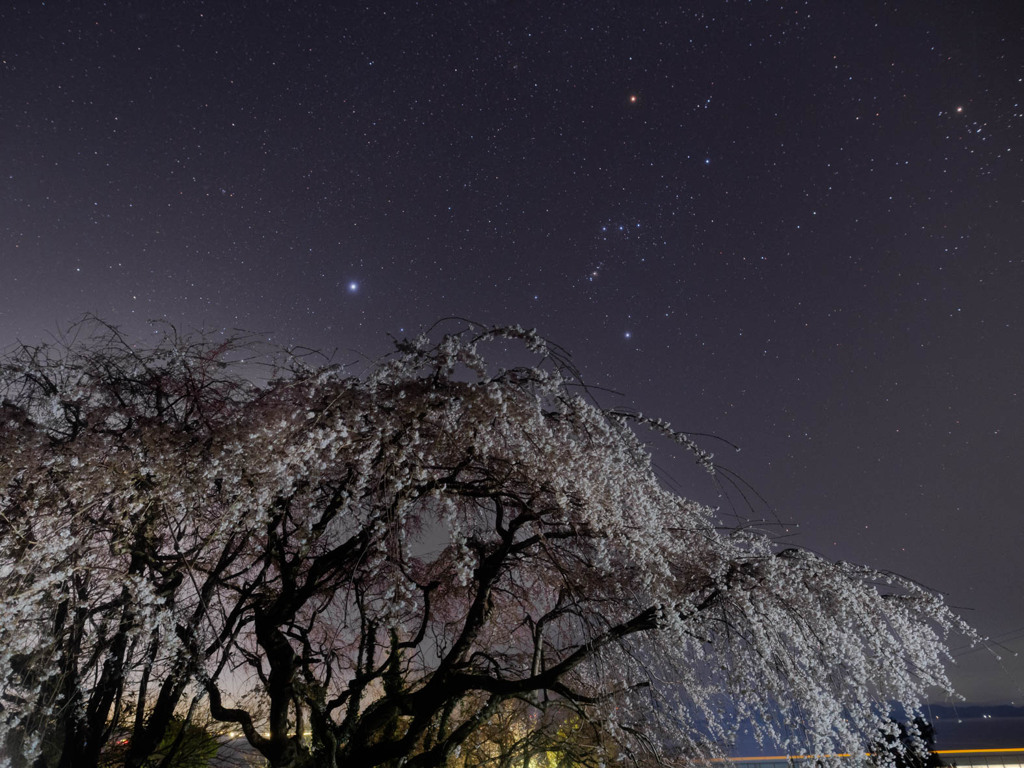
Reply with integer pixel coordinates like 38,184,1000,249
0,321,973,768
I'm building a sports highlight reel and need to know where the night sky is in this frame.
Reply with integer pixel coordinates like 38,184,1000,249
2,2,1022,705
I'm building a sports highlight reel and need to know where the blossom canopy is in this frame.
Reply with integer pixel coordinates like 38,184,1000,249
0,320,970,768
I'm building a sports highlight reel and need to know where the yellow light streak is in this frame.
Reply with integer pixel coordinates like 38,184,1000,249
723,748,1024,762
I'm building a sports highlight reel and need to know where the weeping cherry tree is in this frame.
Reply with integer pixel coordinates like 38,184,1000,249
0,320,971,768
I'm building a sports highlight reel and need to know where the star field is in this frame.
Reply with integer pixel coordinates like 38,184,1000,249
1,1,1023,703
